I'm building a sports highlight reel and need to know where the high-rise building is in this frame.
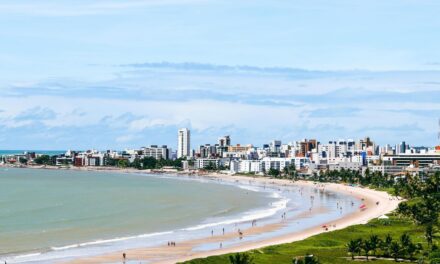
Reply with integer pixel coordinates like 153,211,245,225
218,135,231,147
297,139,317,157
177,128,191,158
396,141,407,154
269,140,282,153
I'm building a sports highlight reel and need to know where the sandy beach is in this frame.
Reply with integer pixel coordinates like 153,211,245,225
48,169,401,264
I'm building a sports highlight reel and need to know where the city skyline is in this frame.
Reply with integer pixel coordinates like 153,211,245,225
1,0,440,149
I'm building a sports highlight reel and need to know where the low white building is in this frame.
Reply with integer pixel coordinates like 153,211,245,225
328,161,362,171
141,145,171,160
261,157,292,172
370,165,406,175
239,160,262,173
194,158,220,169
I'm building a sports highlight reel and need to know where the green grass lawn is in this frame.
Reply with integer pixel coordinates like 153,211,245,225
181,214,437,264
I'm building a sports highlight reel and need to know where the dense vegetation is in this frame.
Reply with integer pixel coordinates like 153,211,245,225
33,154,53,165
181,171,440,264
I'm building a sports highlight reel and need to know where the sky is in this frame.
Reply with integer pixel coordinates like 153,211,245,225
1,0,440,150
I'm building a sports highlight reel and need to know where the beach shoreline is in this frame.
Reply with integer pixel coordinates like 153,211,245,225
64,168,400,263
1,165,400,264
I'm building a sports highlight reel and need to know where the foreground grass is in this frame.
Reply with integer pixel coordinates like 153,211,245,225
181,215,437,264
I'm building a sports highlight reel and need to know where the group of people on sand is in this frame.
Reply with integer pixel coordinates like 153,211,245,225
167,241,176,246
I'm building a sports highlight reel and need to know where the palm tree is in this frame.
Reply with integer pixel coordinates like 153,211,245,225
369,235,381,257
347,239,360,260
390,241,401,262
229,253,254,264
406,242,417,260
381,234,393,257
362,240,373,260
355,238,363,257
399,233,411,257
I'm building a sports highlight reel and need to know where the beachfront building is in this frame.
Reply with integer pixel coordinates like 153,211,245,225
73,151,106,167
194,158,220,169
141,145,171,160
240,160,262,173
260,157,292,172
177,128,191,159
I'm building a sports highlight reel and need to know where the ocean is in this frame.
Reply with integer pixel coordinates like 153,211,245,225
0,168,361,263
0,150,65,156
0,168,274,263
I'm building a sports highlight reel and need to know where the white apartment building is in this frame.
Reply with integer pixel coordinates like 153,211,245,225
239,160,262,173
261,157,292,172
194,158,220,169
141,145,170,160
370,165,406,175
293,157,309,169
328,161,362,171
177,128,191,158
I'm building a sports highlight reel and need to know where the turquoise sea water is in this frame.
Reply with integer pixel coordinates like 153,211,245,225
0,168,361,263
0,168,269,259
0,150,65,156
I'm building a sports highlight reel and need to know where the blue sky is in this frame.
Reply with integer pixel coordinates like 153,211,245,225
0,0,440,150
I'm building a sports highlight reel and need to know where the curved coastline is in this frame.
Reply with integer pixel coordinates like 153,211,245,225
0,166,400,264
62,171,400,264
1,167,284,263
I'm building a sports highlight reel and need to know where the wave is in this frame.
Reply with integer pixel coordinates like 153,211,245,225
182,196,289,231
236,184,261,192
11,252,42,259
50,231,173,251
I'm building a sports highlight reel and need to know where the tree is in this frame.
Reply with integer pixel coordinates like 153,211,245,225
347,239,360,260
390,241,401,262
406,242,417,260
229,253,254,264
381,234,393,257
268,168,280,178
204,161,217,171
400,233,411,256
117,159,129,168
362,240,373,260
34,155,51,165
369,235,381,256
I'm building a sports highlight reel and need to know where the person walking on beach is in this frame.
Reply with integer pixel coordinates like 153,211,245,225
222,227,225,235
122,252,126,261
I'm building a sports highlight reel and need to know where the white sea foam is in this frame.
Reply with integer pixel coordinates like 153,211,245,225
50,231,173,251
236,184,260,192
11,252,42,259
182,194,289,231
